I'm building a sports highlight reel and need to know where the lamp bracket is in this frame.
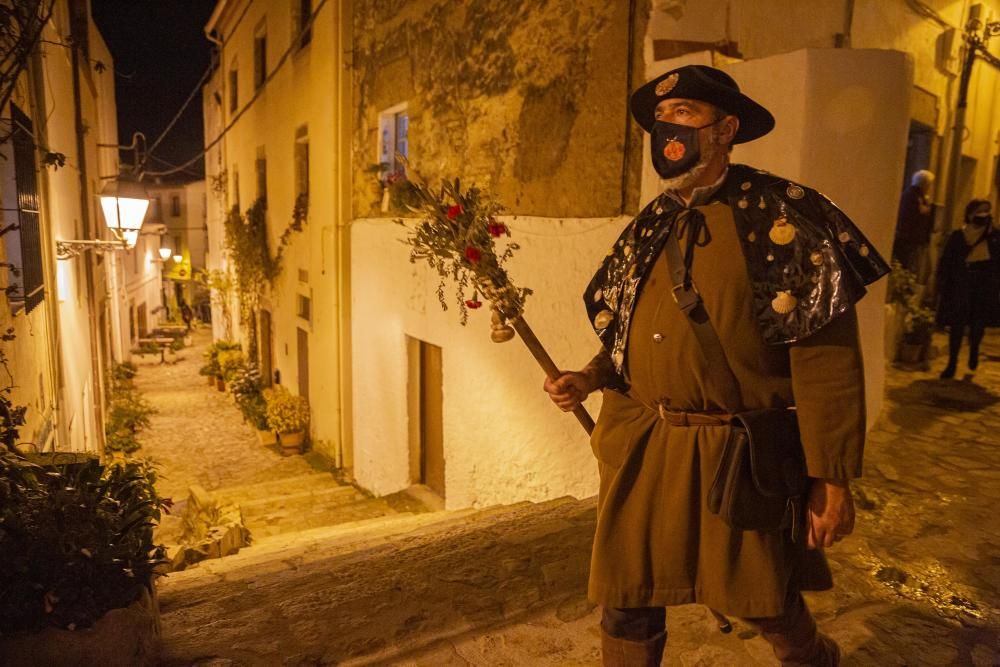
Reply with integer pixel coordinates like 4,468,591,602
56,239,130,260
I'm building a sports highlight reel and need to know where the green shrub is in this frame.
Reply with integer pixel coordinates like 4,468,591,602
201,340,241,378
217,350,246,382
104,387,156,454
0,454,169,636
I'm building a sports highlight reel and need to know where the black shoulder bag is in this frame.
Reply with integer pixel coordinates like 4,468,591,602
662,214,807,541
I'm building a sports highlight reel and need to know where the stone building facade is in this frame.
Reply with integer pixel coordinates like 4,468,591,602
1,0,143,453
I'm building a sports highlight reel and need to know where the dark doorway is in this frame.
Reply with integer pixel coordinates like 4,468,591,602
407,337,444,498
137,303,148,337
296,327,309,402
901,121,935,194
259,309,273,387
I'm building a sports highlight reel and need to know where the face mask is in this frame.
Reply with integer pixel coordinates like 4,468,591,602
651,118,721,179
970,214,992,227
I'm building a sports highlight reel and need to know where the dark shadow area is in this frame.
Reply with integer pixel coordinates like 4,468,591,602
848,603,997,666
886,377,1000,431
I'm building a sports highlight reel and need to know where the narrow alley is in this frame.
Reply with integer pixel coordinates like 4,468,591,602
131,329,428,564
153,331,1000,666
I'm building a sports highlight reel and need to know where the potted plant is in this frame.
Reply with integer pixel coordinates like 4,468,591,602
230,365,275,445
217,350,246,385
900,302,935,363
263,386,310,456
203,340,240,391
0,454,169,666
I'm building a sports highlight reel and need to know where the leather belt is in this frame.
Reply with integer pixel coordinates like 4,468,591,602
657,404,733,427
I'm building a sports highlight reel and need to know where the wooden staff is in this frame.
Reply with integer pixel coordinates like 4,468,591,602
510,317,595,436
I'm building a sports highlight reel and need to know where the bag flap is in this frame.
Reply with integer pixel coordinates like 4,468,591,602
732,409,806,497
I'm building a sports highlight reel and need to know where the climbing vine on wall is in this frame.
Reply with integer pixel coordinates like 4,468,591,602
222,196,309,358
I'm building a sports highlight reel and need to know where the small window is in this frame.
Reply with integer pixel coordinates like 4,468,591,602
228,61,238,113
294,125,309,197
296,293,311,322
254,22,267,90
294,0,312,48
150,195,162,220
255,147,267,206
170,195,181,217
378,104,409,180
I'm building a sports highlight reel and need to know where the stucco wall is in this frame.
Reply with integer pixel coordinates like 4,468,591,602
352,0,650,219
352,215,623,507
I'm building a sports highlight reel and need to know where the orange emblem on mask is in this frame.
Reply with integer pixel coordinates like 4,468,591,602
663,140,685,161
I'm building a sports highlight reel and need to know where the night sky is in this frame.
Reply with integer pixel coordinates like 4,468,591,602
90,1,217,180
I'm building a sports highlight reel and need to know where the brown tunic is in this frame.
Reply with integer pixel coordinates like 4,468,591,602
588,200,866,618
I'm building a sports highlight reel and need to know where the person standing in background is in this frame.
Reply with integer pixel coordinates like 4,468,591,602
936,199,1000,379
893,170,936,279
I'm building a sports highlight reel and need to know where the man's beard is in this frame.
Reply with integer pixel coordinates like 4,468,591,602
660,133,725,192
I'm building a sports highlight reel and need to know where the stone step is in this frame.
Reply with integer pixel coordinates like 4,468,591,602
211,472,349,505
233,483,361,515
161,496,591,590
242,496,402,540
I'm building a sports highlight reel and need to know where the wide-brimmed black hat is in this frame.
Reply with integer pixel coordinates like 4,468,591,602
630,65,775,144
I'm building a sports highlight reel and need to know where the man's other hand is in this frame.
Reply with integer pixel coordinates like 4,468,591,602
806,479,855,550
543,371,594,412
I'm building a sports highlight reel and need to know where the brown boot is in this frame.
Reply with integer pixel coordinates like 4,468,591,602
600,629,666,667
750,596,840,667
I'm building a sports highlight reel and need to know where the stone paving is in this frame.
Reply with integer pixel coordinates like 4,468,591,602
157,330,1000,666
131,328,416,545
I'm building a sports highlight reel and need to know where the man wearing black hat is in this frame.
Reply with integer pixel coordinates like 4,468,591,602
544,65,889,665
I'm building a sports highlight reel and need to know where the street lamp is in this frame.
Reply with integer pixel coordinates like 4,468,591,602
98,175,149,240
56,175,150,259
173,253,183,263
158,247,172,261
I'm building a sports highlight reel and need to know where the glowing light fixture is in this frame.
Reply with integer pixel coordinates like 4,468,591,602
173,254,183,263
98,176,149,237
158,247,172,261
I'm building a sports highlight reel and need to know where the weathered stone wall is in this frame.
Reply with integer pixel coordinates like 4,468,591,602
353,0,650,218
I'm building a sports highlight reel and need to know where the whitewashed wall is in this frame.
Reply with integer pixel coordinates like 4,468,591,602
352,215,623,508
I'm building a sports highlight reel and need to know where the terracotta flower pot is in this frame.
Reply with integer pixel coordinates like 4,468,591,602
899,341,928,363
278,430,305,456
216,377,225,392
206,375,214,387
0,583,160,667
256,429,278,446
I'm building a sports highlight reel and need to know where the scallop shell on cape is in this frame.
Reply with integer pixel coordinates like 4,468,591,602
768,217,797,245
594,310,615,329
771,291,798,314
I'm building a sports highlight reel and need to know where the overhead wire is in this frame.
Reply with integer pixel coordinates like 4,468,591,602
142,0,329,178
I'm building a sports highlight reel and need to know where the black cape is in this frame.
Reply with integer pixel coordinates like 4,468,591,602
584,164,889,382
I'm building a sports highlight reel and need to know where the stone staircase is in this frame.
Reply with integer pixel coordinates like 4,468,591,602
211,472,404,540
158,496,598,666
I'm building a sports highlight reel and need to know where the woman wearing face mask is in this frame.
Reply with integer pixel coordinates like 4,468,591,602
935,199,1000,379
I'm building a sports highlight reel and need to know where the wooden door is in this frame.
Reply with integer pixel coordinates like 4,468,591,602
259,310,273,386
419,341,445,497
296,327,309,402
137,303,148,337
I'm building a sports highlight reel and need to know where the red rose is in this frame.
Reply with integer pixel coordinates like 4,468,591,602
465,299,482,309
488,222,507,238
447,204,464,220
464,246,481,264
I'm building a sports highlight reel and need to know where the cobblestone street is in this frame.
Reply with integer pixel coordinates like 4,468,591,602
156,331,1000,666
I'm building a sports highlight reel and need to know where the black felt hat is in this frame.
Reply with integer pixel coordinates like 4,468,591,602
630,65,775,144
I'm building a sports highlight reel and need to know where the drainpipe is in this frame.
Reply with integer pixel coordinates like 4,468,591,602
70,9,107,453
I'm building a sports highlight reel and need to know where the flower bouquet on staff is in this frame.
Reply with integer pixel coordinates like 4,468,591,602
396,170,595,434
